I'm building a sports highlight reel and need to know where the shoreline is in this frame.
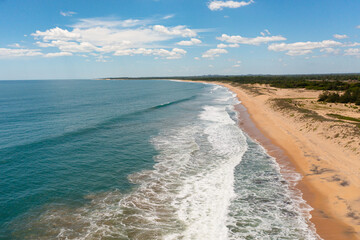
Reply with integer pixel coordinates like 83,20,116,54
234,102,351,240
184,80,359,239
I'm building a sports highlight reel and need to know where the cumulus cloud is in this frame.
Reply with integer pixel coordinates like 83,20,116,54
217,43,239,48
208,0,254,11
268,40,342,55
202,48,228,58
29,18,200,60
217,34,286,45
60,11,76,17
114,48,186,59
32,27,81,42
177,38,202,46
44,52,73,57
0,48,43,58
37,40,100,53
333,34,348,39
152,25,197,37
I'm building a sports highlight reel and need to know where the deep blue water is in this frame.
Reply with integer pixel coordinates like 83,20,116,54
0,80,319,239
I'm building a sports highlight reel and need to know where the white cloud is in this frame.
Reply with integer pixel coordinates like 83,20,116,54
152,25,197,37
233,64,241,67
268,40,342,55
320,48,341,55
44,52,73,57
159,48,187,59
202,48,228,58
0,48,43,58
177,38,202,46
357,25,360,29
30,18,200,60
217,34,286,45
260,29,271,36
7,43,22,48
208,0,254,11
333,34,348,39
217,43,239,48
72,18,150,29
32,27,81,42
72,28,164,47
217,43,228,48
60,11,76,17
36,40,100,53
194,57,200,60
345,42,360,47
286,50,313,56
344,48,360,57
163,14,175,20
114,48,186,59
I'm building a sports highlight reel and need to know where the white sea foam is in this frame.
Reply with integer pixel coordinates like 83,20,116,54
162,104,247,240
225,135,321,240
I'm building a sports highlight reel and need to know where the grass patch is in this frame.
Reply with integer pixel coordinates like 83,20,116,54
233,83,263,96
326,114,360,123
271,98,330,122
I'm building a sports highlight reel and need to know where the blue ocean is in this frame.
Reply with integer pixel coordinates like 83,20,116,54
0,80,319,239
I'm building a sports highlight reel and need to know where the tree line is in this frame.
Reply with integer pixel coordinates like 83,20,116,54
179,74,360,105
318,88,360,105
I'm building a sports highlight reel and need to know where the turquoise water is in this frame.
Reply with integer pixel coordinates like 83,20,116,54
0,80,319,239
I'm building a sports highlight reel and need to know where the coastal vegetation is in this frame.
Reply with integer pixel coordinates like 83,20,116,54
271,98,329,122
205,75,360,105
180,74,360,90
318,89,360,105
181,74,360,104
326,113,360,123
108,74,360,105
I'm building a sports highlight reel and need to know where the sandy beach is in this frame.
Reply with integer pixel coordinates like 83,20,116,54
186,80,360,239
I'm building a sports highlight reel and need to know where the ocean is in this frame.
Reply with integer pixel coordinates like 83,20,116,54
0,80,319,239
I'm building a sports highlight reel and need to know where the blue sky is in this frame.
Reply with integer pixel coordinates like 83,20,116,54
0,0,360,79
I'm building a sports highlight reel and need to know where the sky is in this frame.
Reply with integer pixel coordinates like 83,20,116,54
0,0,360,80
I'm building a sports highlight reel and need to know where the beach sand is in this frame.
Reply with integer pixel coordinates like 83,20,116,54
185,80,360,239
